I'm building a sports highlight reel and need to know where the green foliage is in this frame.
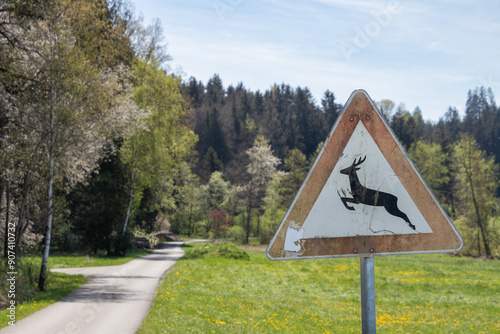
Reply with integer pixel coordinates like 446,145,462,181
259,173,287,244
377,99,395,121
452,134,499,256
464,87,500,166
322,90,340,127
278,148,308,209
454,215,500,258
204,171,231,211
120,58,198,234
61,0,134,69
390,105,424,149
169,163,204,237
259,207,286,245
227,225,246,243
408,141,449,201
122,58,197,187
215,243,250,260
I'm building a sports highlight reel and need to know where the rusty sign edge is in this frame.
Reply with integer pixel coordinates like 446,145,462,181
266,89,464,261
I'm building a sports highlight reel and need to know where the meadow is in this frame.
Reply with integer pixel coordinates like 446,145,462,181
139,243,499,334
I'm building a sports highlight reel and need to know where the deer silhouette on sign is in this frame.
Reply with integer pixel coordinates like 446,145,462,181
339,156,416,230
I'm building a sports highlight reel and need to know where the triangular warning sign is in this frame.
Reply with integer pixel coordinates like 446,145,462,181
267,90,463,260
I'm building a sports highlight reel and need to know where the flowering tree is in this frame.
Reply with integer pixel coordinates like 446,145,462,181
239,135,281,244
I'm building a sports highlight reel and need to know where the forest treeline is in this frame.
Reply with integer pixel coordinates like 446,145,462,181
0,0,499,290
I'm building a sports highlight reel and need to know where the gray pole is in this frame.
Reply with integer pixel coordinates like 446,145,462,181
360,256,376,334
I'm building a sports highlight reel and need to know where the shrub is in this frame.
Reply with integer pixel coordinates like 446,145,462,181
227,225,245,243
208,210,232,239
110,232,133,256
216,243,250,260
0,258,40,310
183,242,249,261
455,215,500,258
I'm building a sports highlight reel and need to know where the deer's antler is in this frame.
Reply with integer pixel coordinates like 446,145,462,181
354,156,366,166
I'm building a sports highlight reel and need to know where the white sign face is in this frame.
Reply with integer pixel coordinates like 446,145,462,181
301,122,433,239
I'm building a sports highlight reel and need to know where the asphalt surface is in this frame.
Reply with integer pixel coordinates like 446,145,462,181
1,242,186,334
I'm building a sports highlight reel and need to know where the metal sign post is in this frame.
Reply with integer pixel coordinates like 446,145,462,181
360,256,376,334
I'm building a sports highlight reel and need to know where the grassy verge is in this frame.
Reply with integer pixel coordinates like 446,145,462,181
24,247,153,269
0,247,153,329
139,243,500,333
0,258,88,329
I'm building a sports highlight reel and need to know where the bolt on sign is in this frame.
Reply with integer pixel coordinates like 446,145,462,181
267,90,464,260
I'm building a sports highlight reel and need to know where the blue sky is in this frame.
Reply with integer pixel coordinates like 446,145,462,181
130,0,500,121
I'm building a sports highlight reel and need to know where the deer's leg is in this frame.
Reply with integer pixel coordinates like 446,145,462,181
341,197,358,210
383,198,416,230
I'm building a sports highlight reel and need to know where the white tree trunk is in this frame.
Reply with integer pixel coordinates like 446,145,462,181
38,35,56,291
122,169,135,235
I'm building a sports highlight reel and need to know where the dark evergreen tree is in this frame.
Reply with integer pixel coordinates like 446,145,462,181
201,107,230,164
206,74,224,105
390,104,423,149
185,76,204,108
68,146,129,254
322,90,340,128
202,146,223,181
241,91,252,119
255,90,264,115
231,99,241,139
464,87,489,135
463,87,500,196
262,84,294,159
435,107,462,152
293,87,327,157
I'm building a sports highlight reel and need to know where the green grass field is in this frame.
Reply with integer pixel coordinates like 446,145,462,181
139,243,499,334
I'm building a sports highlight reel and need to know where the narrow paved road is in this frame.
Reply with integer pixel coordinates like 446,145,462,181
1,242,185,334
